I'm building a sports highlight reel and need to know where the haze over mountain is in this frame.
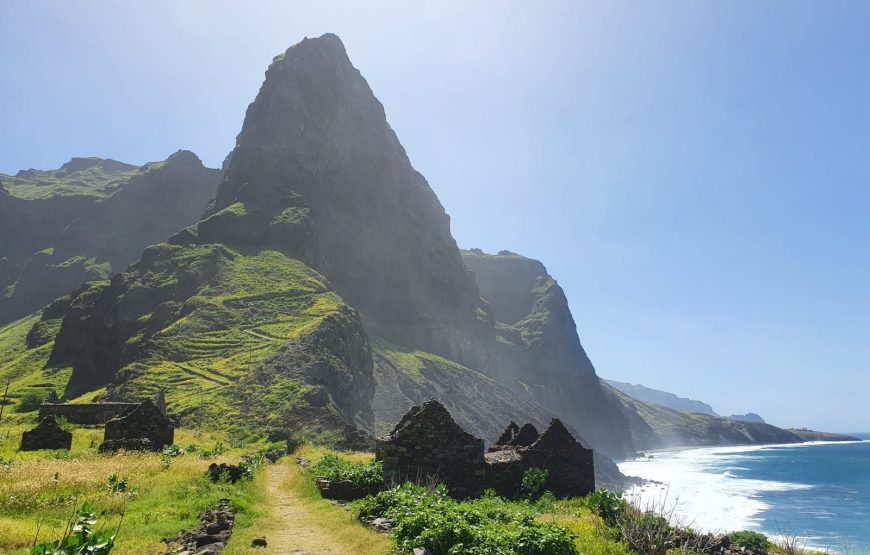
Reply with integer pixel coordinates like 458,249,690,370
604,379,718,416
0,152,218,326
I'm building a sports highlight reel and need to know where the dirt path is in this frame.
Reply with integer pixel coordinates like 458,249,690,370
262,463,360,554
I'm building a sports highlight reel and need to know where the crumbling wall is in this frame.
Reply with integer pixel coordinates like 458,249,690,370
377,400,596,499
39,402,138,425
376,400,486,497
20,416,72,451
101,400,174,452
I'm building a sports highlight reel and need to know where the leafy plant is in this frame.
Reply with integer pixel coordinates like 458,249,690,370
586,489,625,526
106,474,128,494
0,457,13,470
355,483,578,555
161,444,185,458
198,441,227,460
312,454,383,487
520,467,548,500
729,530,772,550
30,502,117,554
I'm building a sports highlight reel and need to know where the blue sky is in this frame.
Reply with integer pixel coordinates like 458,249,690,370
2,1,868,431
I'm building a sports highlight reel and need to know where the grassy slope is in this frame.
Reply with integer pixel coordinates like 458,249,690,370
371,338,549,441
1,160,138,200
1,244,368,445
0,316,70,416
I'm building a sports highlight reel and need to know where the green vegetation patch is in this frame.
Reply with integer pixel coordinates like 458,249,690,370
312,454,383,488
356,484,579,555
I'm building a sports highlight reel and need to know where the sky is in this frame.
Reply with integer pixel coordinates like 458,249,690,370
1,1,868,432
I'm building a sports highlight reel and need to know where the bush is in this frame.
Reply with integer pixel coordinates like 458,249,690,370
521,468,548,500
586,489,625,526
15,391,43,413
30,502,116,554
312,454,383,488
729,530,772,550
355,483,578,555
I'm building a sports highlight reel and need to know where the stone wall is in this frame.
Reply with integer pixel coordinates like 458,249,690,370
377,400,596,499
101,400,174,452
20,416,72,451
376,400,486,497
491,419,595,498
38,402,139,425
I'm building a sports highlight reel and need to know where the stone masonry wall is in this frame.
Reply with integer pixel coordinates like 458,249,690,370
376,400,486,497
39,403,138,425
20,416,73,451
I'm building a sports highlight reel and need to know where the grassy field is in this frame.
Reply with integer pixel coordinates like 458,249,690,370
0,425,263,554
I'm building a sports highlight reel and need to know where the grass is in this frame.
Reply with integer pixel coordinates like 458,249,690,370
0,425,266,554
1,160,138,200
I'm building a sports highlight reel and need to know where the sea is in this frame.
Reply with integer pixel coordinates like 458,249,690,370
618,436,870,552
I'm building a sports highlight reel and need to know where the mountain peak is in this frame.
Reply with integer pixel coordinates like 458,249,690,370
272,33,348,66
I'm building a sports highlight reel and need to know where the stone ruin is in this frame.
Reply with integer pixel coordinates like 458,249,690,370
376,400,486,497
486,418,595,498
39,388,175,426
376,400,595,499
20,416,73,451
99,399,175,453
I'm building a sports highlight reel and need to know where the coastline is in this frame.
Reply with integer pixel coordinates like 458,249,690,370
617,440,870,551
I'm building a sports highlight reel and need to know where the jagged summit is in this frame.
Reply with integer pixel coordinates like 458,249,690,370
201,32,492,367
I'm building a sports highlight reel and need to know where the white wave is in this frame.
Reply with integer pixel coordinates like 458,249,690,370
618,445,814,533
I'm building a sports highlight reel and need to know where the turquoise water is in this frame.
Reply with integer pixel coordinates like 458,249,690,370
619,437,870,551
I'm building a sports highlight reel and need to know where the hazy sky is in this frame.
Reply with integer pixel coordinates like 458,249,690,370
2,1,868,431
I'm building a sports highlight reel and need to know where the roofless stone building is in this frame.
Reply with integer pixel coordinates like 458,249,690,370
376,400,595,498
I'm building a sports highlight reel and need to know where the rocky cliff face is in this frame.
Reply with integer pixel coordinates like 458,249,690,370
0,152,218,326
202,34,493,370
462,249,635,459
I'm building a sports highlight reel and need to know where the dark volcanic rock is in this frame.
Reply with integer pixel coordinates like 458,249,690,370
202,34,493,369
462,249,635,459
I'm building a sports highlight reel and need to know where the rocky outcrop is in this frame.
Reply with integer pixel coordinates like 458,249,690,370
462,249,635,459
200,34,493,370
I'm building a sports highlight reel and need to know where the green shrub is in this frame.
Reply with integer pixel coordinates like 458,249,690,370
15,391,43,413
161,444,185,458
521,468,549,500
30,502,117,554
106,474,128,494
312,454,383,487
586,489,625,526
729,530,772,550
355,483,578,555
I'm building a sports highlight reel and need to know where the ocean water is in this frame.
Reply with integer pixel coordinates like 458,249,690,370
618,438,870,552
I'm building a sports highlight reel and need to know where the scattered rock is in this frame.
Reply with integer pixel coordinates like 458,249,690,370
206,463,247,483
162,499,234,554
251,537,267,547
